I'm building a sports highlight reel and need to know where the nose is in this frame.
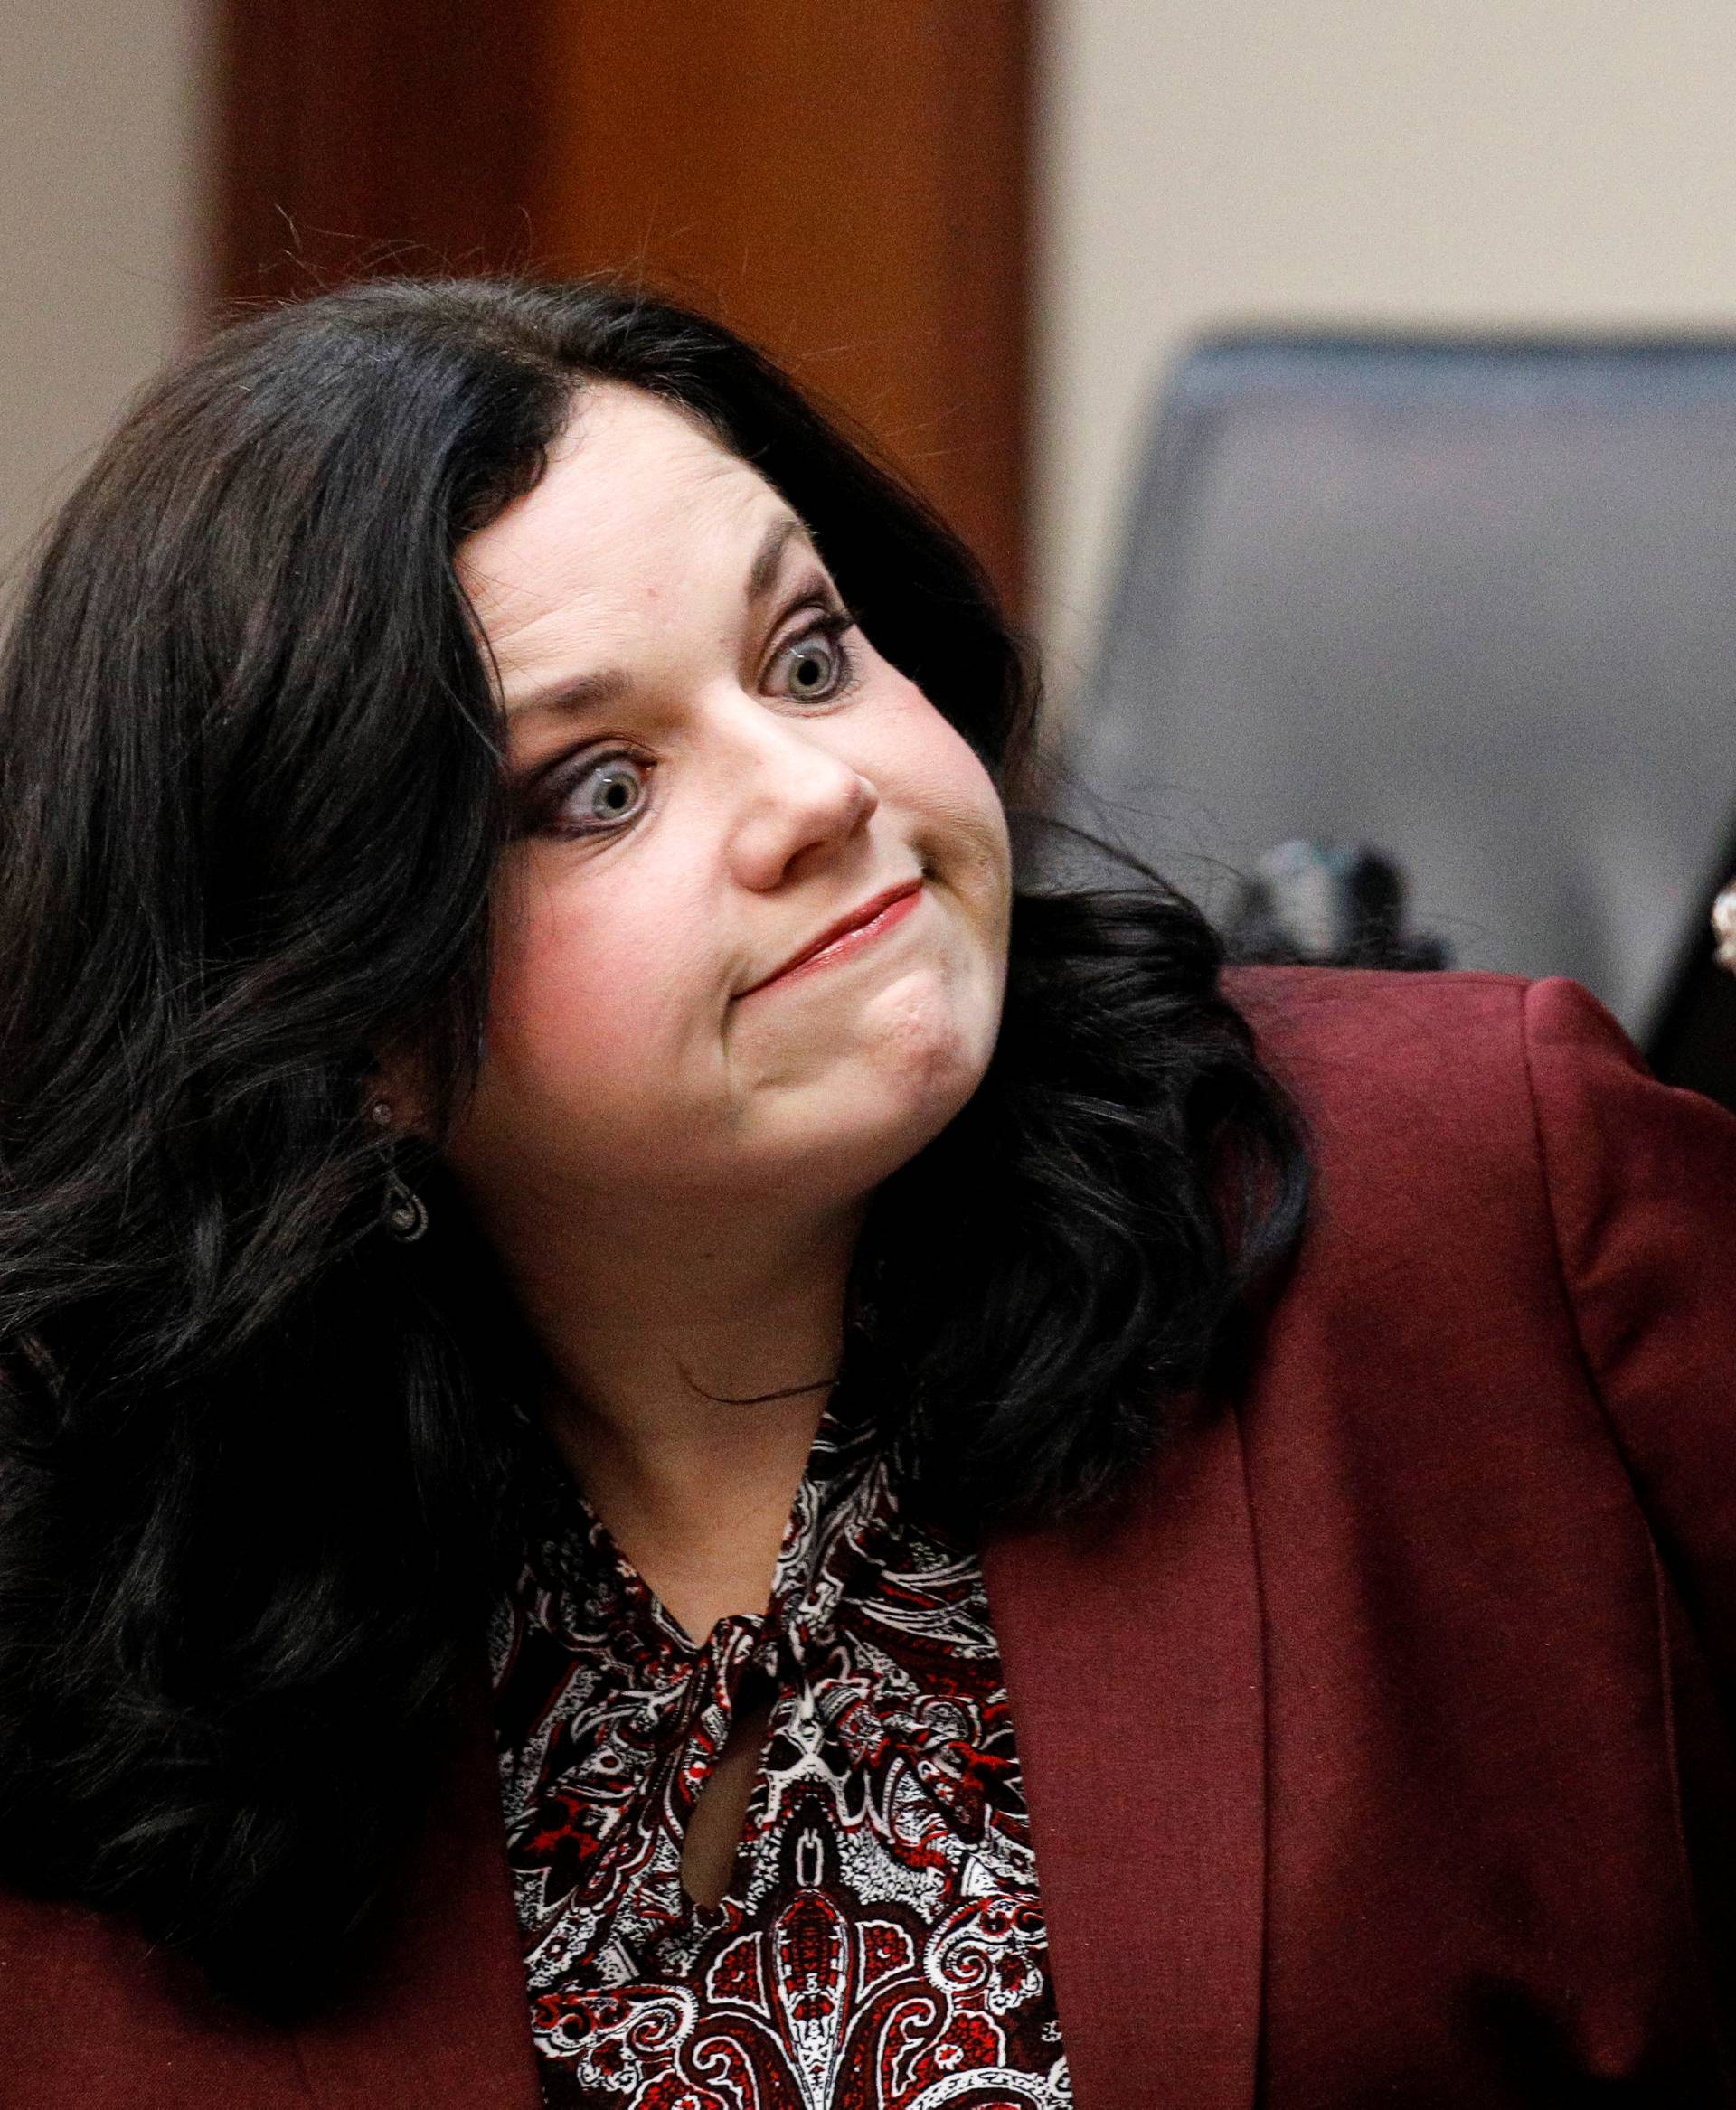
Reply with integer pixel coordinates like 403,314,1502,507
722,706,880,893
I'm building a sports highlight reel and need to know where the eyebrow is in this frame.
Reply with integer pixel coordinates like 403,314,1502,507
504,512,816,723
745,514,809,603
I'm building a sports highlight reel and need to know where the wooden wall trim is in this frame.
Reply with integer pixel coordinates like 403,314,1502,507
213,0,553,304
212,3,1030,610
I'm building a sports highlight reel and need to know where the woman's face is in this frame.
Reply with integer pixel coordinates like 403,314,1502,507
445,382,1012,1224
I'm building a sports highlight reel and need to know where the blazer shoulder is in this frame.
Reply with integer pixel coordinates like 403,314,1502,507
1222,962,1736,1365
1223,961,1734,1181
1222,964,1545,1183
1224,961,1535,1097
1217,965,1717,1314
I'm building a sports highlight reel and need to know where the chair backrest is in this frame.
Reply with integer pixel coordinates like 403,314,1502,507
1071,334,1736,1041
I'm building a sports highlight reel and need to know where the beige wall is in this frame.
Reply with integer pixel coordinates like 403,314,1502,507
0,0,203,596
11,4,1736,684
1035,0,1736,690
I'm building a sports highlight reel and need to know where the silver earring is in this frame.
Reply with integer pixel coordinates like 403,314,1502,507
370,1097,429,1243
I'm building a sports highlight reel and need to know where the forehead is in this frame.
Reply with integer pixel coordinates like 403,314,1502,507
457,381,787,665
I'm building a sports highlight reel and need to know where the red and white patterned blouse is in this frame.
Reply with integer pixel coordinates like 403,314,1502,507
488,1401,1074,2109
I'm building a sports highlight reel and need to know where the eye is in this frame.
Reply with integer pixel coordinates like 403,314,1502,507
769,612,856,705
547,750,651,837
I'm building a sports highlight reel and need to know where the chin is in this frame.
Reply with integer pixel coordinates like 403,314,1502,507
874,973,995,1097
777,972,1000,1199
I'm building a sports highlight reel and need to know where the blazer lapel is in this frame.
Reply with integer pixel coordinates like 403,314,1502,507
292,1672,543,2110
983,1401,1267,2110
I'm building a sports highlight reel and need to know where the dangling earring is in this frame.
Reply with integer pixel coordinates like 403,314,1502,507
369,1097,429,1243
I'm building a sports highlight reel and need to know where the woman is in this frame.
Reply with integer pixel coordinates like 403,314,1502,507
0,278,1731,2109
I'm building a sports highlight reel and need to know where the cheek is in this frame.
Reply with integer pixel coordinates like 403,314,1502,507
474,863,709,1132
877,694,1012,928
854,689,1013,1081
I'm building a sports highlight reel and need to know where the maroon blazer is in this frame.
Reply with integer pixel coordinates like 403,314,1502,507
3,968,1734,2107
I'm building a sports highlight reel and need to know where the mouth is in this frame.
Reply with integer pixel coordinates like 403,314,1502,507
739,879,925,998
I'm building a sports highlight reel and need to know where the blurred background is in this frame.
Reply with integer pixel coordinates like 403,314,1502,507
4,0,1735,1096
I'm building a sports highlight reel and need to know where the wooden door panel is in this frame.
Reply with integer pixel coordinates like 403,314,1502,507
214,2,1029,606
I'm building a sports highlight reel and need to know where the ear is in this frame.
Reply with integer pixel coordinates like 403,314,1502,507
364,1047,434,1139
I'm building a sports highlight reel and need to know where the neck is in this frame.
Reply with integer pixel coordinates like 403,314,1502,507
473,1181,864,1640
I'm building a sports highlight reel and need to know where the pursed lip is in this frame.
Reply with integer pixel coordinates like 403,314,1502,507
738,878,925,997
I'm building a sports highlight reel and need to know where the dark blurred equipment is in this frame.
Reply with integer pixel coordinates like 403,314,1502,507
1072,333,1736,1104
1646,839,1736,1113
1226,839,1450,973
1714,877,1736,975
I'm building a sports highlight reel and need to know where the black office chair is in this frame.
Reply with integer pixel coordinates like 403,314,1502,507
1070,333,1736,1104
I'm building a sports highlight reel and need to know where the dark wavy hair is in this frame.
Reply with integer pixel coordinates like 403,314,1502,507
0,278,1305,2016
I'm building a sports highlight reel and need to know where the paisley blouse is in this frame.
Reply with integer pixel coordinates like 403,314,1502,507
487,1403,1074,2109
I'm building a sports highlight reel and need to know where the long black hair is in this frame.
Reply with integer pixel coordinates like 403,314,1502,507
0,278,1305,2015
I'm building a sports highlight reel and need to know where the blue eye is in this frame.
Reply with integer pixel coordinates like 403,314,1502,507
555,752,650,835
773,615,855,703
